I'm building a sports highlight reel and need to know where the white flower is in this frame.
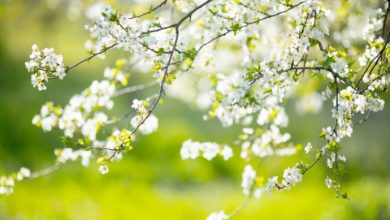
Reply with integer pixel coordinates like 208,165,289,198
58,109,84,137
273,107,289,127
367,97,384,112
25,60,38,72
241,165,256,195
265,176,278,193
354,95,367,113
41,114,58,132
131,99,143,109
221,145,233,160
207,211,228,220
131,99,147,114
99,165,109,174
81,112,108,141
325,176,333,188
19,167,31,178
338,154,346,162
257,107,288,127
29,44,40,59
202,142,219,160
275,147,297,156
240,141,251,159
309,27,323,39
254,187,264,198
54,148,91,166
90,80,115,97
32,102,62,132
358,56,367,67
257,108,269,126
54,66,66,80
180,140,201,160
304,143,313,154
180,140,231,161
340,86,354,99
242,128,254,135
317,12,330,35
0,186,10,195
130,114,159,135
321,87,332,101
104,67,115,79
282,166,303,187
5,178,14,187
327,153,336,168
31,72,48,91
330,58,349,78
26,44,66,91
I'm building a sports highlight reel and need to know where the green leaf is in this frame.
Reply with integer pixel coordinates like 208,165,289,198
97,156,111,164
157,48,165,56
184,47,197,61
230,22,242,35
152,61,162,70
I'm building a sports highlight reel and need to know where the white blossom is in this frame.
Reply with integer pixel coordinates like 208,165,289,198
265,176,278,193
207,210,228,220
254,187,264,198
54,148,91,167
25,44,66,90
321,87,332,101
221,145,233,160
327,153,336,168
99,165,109,175
304,143,313,154
282,165,303,188
331,58,349,78
180,139,201,160
180,140,233,161
325,176,333,188
130,114,159,135
241,165,256,195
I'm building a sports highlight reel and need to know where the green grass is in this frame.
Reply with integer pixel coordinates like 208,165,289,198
1,163,389,220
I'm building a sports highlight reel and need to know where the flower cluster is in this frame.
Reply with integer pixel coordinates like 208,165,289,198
54,148,92,167
363,9,385,41
105,129,133,151
25,44,66,91
0,167,30,195
240,163,304,199
130,99,159,135
99,165,109,174
241,164,256,195
32,79,115,139
281,166,303,189
84,3,187,78
32,102,63,132
103,59,130,86
180,139,233,161
239,126,296,159
206,210,228,220
94,128,134,174
30,60,136,175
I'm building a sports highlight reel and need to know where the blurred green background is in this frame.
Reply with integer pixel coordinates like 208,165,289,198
1,1,390,219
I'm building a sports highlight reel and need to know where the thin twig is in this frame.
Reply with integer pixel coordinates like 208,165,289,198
66,43,118,72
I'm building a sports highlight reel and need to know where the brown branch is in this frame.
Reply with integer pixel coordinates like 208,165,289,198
130,0,213,135
122,0,168,21
66,43,118,72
